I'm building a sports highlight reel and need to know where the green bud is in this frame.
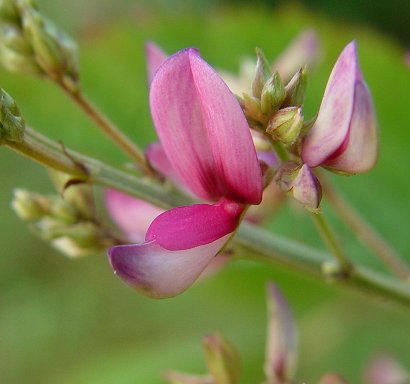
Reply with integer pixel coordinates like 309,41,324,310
0,88,25,144
241,92,266,125
260,71,286,115
252,47,271,98
11,188,50,219
1,24,32,54
266,106,303,145
203,333,241,384
20,5,79,86
283,65,308,107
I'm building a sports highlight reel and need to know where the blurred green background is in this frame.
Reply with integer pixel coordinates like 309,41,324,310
1,1,409,383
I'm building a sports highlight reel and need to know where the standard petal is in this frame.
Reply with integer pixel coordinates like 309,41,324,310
145,41,167,84
150,48,262,204
146,201,243,250
108,235,230,298
323,81,378,173
302,41,359,167
104,189,163,242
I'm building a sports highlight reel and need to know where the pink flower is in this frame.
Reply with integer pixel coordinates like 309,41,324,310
302,41,378,174
107,48,262,298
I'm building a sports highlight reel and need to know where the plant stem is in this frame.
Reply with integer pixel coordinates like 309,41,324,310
311,213,353,275
3,129,410,308
322,176,410,280
271,140,289,162
58,82,156,177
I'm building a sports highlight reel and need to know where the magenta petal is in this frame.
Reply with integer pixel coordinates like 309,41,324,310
108,235,230,298
150,48,262,204
145,41,168,84
302,41,359,167
104,189,163,242
146,201,243,250
323,81,378,173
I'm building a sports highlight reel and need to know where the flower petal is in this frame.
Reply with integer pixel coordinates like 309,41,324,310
150,48,262,204
323,81,378,173
104,189,163,242
302,41,359,167
145,41,167,84
146,201,243,250
108,235,230,298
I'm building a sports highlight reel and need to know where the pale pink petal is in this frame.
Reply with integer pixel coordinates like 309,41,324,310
302,41,358,167
323,81,378,173
108,235,230,298
146,201,242,250
145,41,168,84
150,48,262,204
363,353,409,384
273,29,321,82
104,189,163,242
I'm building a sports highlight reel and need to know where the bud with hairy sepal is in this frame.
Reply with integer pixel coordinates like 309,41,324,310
203,333,241,384
0,88,25,144
12,189,50,220
275,162,322,212
264,282,298,384
0,0,20,23
241,93,267,126
319,373,349,384
260,71,286,115
252,48,271,98
163,371,212,384
19,4,79,88
283,65,308,107
267,106,303,145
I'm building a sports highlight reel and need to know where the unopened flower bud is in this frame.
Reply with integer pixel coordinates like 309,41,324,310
252,48,271,98
275,162,322,212
283,65,308,107
0,88,25,144
267,106,303,145
20,5,79,87
260,71,286,115
319,373,349,384
241,92,265,125
264,282,297,383
11,188,49,219
203,333,241,384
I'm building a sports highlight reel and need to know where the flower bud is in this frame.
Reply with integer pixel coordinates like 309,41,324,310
0,88,25,144
275,162,322,212
283,65,308,107
264,282,297,383
241,92,266,125
203,333,241,384
20,5,79,87
260,71,286,115
266,106,303,145
0,0,20,23
252,47,271,98
11,188,49,219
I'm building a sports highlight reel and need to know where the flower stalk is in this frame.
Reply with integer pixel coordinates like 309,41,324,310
2,126,410,307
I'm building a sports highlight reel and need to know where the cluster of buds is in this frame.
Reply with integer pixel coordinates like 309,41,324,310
239,48,307,146
0,0,79,90
12,172,119,257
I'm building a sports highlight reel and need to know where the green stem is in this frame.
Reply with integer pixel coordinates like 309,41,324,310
322,176,410,281
3,129,410,308
311,213,353,275
271,140,289,162
58,82,156,178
